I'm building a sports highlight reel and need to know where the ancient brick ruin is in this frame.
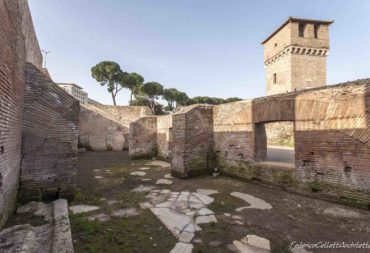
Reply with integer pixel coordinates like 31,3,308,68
129,114,172,159
130,80,370,208
0,0,78,228
1,1,370,251
20,62,79,202
79,104,152,151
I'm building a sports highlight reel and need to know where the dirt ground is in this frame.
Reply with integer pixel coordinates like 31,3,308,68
70,151,370,253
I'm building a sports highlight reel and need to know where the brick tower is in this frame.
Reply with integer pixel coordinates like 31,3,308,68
262,17,334,95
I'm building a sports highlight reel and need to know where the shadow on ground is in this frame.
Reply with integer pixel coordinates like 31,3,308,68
70,151,370,253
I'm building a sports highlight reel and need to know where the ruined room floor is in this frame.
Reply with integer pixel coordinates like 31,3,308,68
70,151,370,253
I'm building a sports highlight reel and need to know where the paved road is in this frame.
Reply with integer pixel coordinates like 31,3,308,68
267,146,295,164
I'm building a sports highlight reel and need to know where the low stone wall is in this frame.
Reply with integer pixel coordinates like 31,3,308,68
20,63,79,202
0,199,73,253
79,105,152,151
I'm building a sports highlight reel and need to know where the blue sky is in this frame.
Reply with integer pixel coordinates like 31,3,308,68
28,0,370,105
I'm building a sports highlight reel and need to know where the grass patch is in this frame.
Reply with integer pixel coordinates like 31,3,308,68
118,192,146,208
73,190,102,205
71,209,177,253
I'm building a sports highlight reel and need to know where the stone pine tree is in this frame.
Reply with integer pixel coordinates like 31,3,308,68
163,88,189,111
175,91,189,107
126,72,144,104
163,88,179,111
142,82,164,114
91,61,128,106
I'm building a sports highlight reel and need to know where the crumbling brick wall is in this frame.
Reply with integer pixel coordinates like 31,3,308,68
212,80,370,208
129,117,157,158
20,63,79,202
293,81,370,207
79,105,152,151
0,0,27,227
129,114,173,160
18,0,42,68
213,101,255,167
169,80,370,208
157,115,173,160
171,105,213,178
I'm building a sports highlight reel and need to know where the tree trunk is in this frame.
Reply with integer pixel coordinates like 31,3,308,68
111,93,116,106
150,99,155,114
130,91,133,104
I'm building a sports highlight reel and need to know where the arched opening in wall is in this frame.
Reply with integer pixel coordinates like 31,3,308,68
255,121,295,164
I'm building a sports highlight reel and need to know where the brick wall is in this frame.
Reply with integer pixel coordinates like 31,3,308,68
79,105,152,151
213,101,255,166
20,63,79,202
171,105,213,178
171,80,370,208
0,0,27,227
125,83,369,207
18,0,42,68
157,115,172,159
129,116,157,158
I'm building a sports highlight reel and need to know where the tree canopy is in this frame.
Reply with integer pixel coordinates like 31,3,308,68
142,82,164,113
91,60,242,112
91,61,128,106
124,72,144,103
188,96,242,105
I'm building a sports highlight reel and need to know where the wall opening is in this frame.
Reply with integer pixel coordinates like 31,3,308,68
314,24,320,38
299,23,305,37
255,121,295,164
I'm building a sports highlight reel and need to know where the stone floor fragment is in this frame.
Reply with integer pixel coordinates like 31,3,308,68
170,242,194,253
146,189,216,252
196,189,219,196
130,171,146,176
146,160,171,168
69,205,100,214
322,206,361,218
231,192,272,211
164,173,174,179
132,185,155,193
233,234,271,253
112,208,139,217
156,179,173,185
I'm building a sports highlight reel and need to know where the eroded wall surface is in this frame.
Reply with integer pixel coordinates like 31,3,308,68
157,115,172,159
129,117,157,158
79,105,152,151
1,0,81,226
0,0,27,227
214,79,370,206
171,105,214,178
168,80,370,208
20,63,79,202
213,101,255,166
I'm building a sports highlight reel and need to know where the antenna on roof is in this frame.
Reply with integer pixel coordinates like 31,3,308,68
41,50,50,68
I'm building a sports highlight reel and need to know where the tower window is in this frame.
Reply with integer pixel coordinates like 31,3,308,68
314,24,320,38
299,23,305,37
273,73,277,84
